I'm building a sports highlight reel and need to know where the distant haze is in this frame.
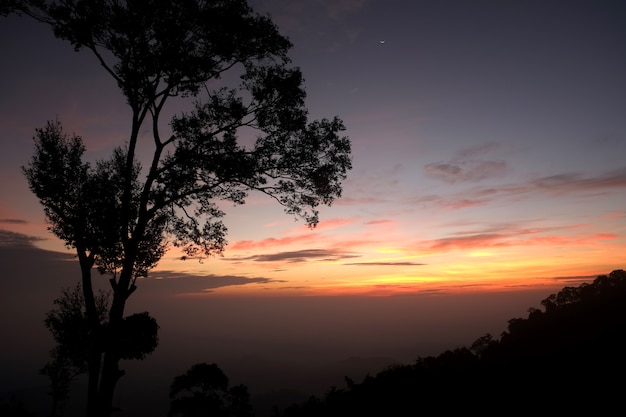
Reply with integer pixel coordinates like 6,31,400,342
1,234,580,415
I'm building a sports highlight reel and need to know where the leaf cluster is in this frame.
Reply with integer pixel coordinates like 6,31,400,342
115,311,159,360
22,121,166,277
43,282,109,372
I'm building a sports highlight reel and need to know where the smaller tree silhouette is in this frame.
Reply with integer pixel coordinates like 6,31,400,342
169,363,253,417
41,283,109,417
41,283,159,416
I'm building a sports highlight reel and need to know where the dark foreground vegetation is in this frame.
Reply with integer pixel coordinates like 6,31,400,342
3,269,624,417
273,269,626,416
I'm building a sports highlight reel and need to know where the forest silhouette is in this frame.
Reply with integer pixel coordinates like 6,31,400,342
270,269,626,416
2,269,624,416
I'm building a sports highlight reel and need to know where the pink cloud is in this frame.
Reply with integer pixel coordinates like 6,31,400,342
602,211,626,221
411,167,626,213
438,198,491,210
230,233,319,251
310,217,355,231
399,221,616,254
363,219,395,226
228,217,357,251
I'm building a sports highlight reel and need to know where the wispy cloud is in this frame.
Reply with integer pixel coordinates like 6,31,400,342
0,229,45,247
550,274,600,283
530,168,626,193
424,142,508,184
424,160,507,183
0,218,27,225
457,142,504,159
417,228,616,253
344,261,426,266
334,195,389,206
363,219,395,226
143,271,281,295
230,233,319,251
413,166,626,211
230,218,355,252
226,248,360,263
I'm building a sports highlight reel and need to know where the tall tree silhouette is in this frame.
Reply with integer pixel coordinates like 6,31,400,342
15,1,352,416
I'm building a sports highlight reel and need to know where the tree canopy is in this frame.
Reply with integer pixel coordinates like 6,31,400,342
14,1,352,415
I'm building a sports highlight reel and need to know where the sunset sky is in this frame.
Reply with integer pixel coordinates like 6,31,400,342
2,0,624,295
1,0,625,410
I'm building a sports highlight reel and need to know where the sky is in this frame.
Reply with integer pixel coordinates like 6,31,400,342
1,0,625,413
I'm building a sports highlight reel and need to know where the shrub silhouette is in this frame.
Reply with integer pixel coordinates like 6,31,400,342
169,363,253,417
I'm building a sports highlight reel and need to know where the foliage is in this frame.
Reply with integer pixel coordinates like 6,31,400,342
23,121,166,278
116,312,159,360
43,282,109,372
40,283,109,416
16,1,351,415
273,270,626,416
169,363,253,417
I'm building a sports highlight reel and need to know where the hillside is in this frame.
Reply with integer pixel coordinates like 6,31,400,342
274,270,626,416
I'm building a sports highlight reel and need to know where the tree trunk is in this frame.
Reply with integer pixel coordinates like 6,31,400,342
95,255,136,416
77,249,102,417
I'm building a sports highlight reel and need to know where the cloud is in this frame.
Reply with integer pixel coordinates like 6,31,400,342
602,211,626,221
226,248,360,263
363,219,394,226
456,142,503,159
413,166,626,211
0,229,45,247
141,271,281,295
426,233,505,251
550,274,600,284
424,142,508,184
230,218,354,252
438,198,491,210
530,168,626,193
419,227,616,253
230,233,319,251
0,218,27,225
334,196,389,206
344,261,426,266
424,160,507,183
312,217,355,231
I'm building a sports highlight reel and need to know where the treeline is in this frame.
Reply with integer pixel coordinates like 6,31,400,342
272,270,626,416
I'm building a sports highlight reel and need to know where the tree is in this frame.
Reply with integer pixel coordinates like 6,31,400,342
168,363,253,417
17,1,352,416
40,283,109,417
